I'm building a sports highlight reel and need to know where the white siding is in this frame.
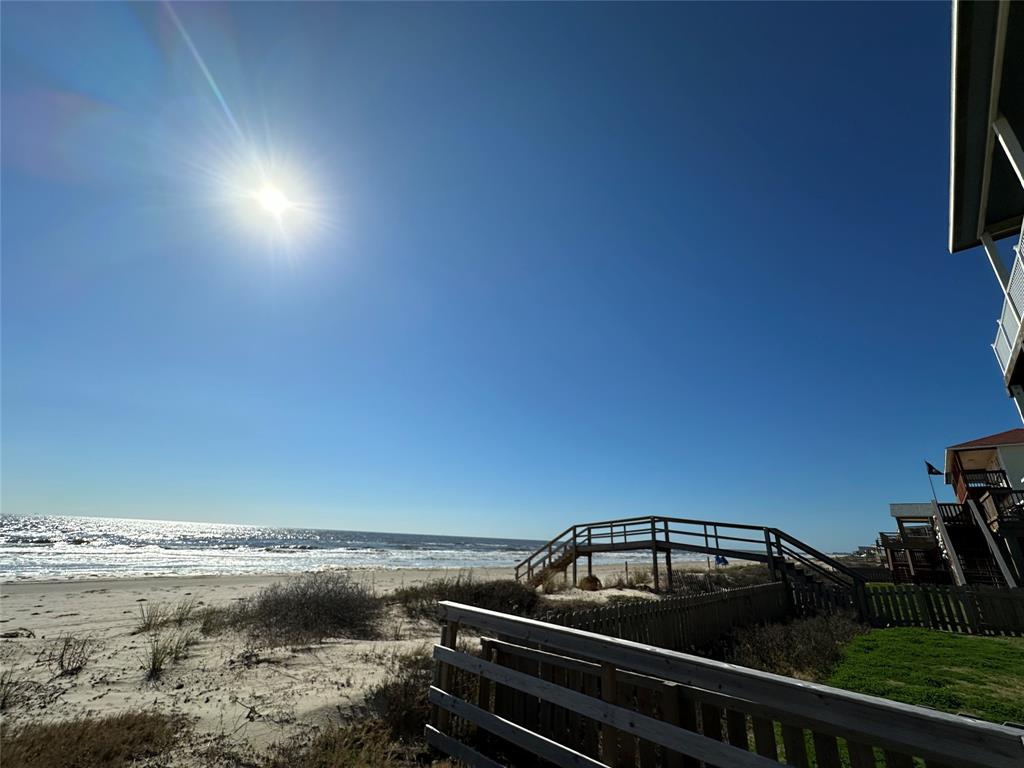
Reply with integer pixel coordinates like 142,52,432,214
996,445,1024,489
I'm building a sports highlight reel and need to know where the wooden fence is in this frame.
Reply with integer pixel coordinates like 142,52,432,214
864,583,1024,636
428,601,1024,768
542,583,790,652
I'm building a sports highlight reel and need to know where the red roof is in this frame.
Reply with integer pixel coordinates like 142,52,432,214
947,428,1024,451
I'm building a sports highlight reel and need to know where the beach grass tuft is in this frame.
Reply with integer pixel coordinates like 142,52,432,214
44,632,93,677
0,711,185,768
199,571,385,646
393,576,540,619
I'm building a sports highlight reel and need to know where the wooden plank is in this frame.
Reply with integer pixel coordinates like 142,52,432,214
812,732,842,768
726,709,748,751
847,741,878,768
884,750,915,768
439,602,1024,768
636,685,657,768
617,681,638,768
424,724,505,768
601,663,619,768
750,716,777,759
478,641,494,713
433,649,782,768
429,687,606,768
780,724,809,768
435,620,460,732
582,670,600,758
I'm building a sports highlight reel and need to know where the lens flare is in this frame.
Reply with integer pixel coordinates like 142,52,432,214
256,185,292,217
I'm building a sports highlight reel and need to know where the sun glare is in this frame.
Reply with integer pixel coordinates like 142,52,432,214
256,185,292,217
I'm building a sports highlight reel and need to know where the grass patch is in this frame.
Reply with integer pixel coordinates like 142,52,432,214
258,720,419,768
0,711,185,768
393,576,540,620
43,633,93,677
730,612,867,681
826,627,1024,724
364,647,435,740
201,571,384,646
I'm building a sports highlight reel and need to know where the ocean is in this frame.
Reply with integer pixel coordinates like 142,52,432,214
0,515,559,581
2,514,688,582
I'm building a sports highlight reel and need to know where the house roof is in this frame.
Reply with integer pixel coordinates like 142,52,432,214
947,427,1024,451
948,0,1024,253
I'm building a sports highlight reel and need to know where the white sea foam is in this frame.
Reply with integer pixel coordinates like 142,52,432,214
0,515,685,581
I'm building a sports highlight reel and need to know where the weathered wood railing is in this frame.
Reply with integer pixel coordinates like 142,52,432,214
542,583,790,652
865,583,1024,636
428,601,1024,768
514,515,866,593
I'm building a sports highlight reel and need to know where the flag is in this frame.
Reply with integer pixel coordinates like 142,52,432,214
925,461,943,476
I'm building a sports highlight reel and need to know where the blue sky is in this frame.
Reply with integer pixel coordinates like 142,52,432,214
1,2,1014,550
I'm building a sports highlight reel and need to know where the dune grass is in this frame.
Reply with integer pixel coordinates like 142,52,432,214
826,627,1024,724
393,576,540,619
1,711,184,768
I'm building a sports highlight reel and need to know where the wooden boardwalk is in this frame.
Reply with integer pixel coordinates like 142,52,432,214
515,515,866,594
428,601,1024,768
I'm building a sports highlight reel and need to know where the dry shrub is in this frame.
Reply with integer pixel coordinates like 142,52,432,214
364,648,434,740
730,612,867,681
541,574,569,594
260,720,417,768
578,574,602,591
243,571,383,646
44,633,93,677
1,665,28,711
609,565,654,590
0,711,184,768
394,576,540,619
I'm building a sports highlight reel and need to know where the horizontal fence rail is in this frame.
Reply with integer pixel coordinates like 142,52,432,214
865,583,1024,636
428,601,1024,768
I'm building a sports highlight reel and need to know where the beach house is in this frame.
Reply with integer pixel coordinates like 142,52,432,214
878,428,1024,587
949,1,1024,417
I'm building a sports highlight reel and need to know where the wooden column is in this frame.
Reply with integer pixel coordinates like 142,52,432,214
434,620,460,732
664,519,674,590
600,663,619,766
650,518,660,592
571,525,578,587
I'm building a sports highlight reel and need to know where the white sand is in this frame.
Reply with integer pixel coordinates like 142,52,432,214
0,563,707,762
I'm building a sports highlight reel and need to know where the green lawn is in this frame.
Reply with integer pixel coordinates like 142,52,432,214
826,627,1024,724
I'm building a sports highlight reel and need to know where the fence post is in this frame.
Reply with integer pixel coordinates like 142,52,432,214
651,517,661,592
433,619,460,732
571,526,578,587
664,519,674,591
600,663,619,766
764,529,777,580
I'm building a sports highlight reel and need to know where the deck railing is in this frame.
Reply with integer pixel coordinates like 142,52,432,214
514,515,865,590
428,601,1024,768
993,226,1024,374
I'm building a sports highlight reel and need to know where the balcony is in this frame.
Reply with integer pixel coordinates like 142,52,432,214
993,228,1024,375
983,489,1024,527
953,468,1010,502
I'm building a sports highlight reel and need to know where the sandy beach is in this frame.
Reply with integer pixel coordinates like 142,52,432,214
0,563,701,764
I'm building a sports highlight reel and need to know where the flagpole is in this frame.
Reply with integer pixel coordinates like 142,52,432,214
928,473,940,505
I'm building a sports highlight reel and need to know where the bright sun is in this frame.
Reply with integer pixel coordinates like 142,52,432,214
256,185,292,217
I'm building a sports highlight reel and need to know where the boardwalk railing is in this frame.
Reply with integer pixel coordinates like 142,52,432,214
514,515,866,592
428,601,1024,768
865,583,1024,636
542,583,790,652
